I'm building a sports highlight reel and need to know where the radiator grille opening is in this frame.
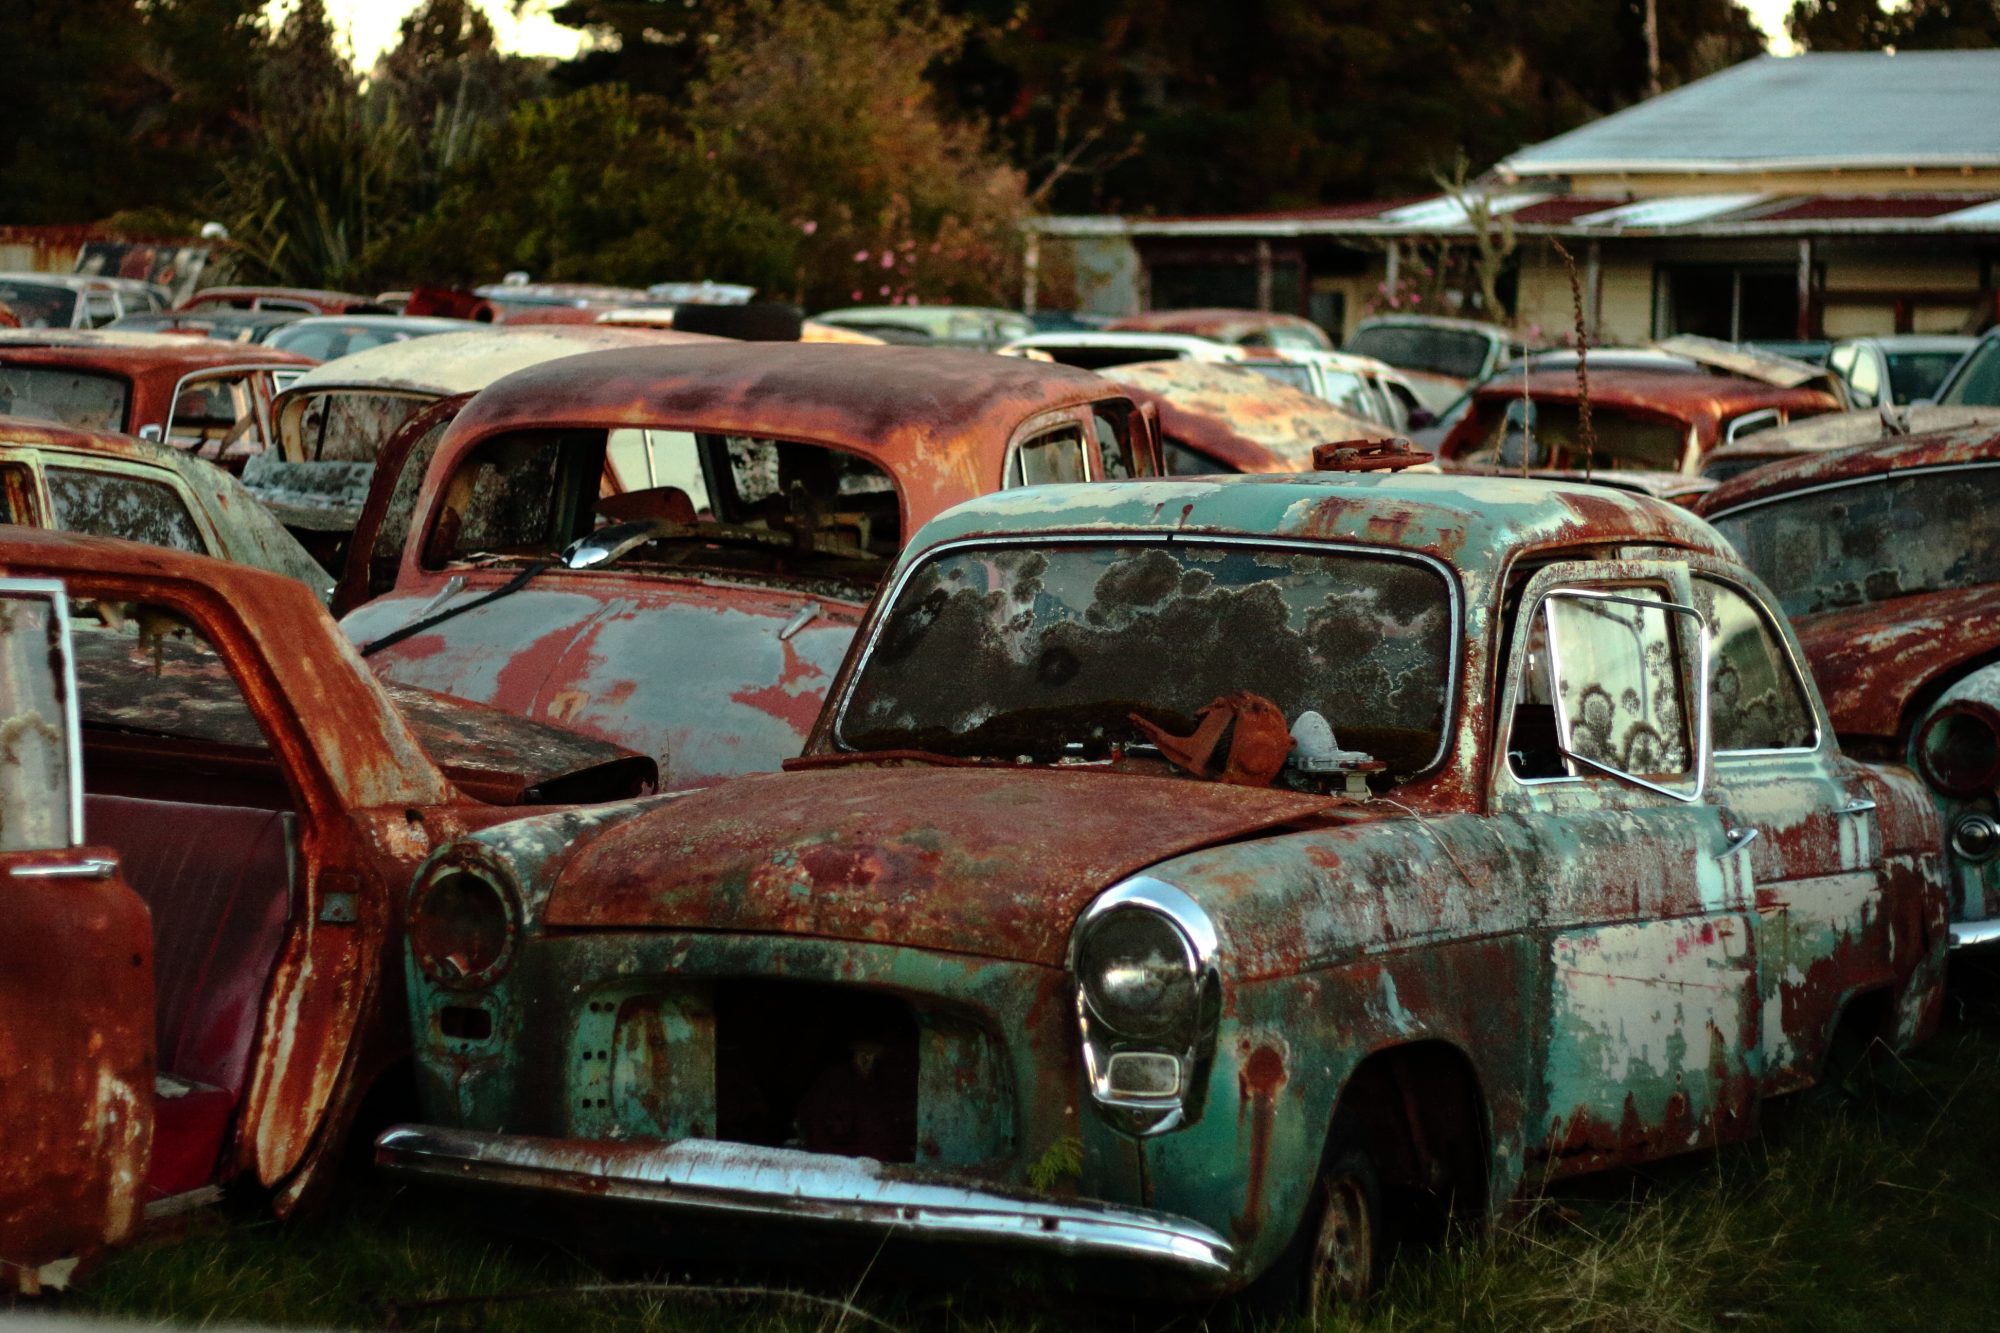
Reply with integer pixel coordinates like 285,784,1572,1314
714,981,918,1163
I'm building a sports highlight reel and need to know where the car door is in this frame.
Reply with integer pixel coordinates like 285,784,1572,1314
1689,567,1894,1092
0,580,154,1293
1491,559,1759,1175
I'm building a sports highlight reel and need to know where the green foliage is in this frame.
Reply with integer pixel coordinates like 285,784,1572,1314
1790,0,2000,51
1026,1136,1083,1192
380,84,800,292
688,0,1028,308
69,1018,2000,1332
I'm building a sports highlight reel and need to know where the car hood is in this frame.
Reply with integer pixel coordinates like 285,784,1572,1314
541,764,1336,965
383,682,657,805
1795,583,2000,740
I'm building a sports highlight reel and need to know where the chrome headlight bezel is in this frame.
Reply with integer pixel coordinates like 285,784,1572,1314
1069,876,1221,1136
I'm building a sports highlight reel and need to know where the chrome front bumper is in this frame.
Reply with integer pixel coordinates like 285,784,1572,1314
376,1124,1233,1278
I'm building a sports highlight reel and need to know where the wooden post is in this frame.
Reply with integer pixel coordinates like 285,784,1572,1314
1796,237,1815,339
1256,239,1274,312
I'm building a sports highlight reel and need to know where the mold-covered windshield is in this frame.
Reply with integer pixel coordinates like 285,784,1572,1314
840,539,1455,777
1710,464,2000,618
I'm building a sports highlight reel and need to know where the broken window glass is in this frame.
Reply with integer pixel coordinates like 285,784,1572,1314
1692,578,1816,753
841,540,1453,777
298,390,426,463
45,467,205,554
1542,589,1695,786
0,365,129,431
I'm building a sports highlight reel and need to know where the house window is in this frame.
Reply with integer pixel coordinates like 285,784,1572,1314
1654,264,1800,341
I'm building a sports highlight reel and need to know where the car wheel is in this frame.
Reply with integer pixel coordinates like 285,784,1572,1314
1303,1142,1385,1311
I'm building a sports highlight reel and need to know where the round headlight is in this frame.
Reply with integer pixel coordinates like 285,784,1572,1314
411,867,517,988
1918,704,2000,799
1077,907,1198,1040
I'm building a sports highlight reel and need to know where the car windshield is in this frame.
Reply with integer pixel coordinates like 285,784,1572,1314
295,390,430,462
839,540,1454,777
1346,325,1489,380
1889,351,1969,405
1460,399,1687,471
1940,341,2000,406
1710,464,2000,617
0,282,78,328
0,364,130,430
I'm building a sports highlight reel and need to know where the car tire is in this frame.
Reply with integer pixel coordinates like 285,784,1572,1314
1239,1116,1386,1319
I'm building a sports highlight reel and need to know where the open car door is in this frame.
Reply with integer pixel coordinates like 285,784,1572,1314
0,579,154,1293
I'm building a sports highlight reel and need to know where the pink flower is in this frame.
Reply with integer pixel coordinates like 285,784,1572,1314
879,285,891,296
880,252,895,268
800,220,818,235
854,250,870,263
851,289,863,301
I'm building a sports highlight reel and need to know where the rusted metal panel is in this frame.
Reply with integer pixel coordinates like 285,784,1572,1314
1103,360,1381,473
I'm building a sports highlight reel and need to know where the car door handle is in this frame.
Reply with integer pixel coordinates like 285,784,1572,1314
1720,827,1759,858
9,858,117,880
1839,797,1876,815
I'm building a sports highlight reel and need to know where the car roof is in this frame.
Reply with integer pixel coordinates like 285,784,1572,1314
1100,359,1381,472
275,326,713,397
1107,308,1325,334
1001,331,1243,355
0,329,316,372
276,314,476,333
906,471,1734,573
1697,417,2000,516
1352,314,1517,338
1466,365,1836,417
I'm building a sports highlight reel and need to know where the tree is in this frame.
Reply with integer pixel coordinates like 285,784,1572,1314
380,85,801,291
689,0,1029,308
0,0,162,221
373,0,548,193
545,0,733,99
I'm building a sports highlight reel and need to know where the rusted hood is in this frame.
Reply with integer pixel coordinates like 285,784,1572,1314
541,765,1333,964
1795,583,2000,740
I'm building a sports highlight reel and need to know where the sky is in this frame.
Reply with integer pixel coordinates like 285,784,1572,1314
311,0,1807,69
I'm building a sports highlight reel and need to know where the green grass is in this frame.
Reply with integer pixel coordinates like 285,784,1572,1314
64,982,2000,1333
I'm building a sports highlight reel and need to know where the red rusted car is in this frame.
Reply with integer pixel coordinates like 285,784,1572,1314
1106,307,1334,352
341,343,1160,787
0,331,314,467
1698,421,2000,950
177,287,389,316
1439,357,1842,475
0,529,656,1290
1101,359,1383,474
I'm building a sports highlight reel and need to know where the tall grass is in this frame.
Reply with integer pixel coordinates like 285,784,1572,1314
68,1000,2000,1332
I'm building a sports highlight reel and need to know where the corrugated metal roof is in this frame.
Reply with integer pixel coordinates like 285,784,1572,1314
1501,52,2000,176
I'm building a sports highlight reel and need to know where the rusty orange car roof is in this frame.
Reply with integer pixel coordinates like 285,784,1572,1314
1444,367,1841,459
1696,416,2000,517
178,286,379,313
439,342,1135,526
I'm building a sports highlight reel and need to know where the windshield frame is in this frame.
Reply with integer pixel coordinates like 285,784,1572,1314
829,530,1464,780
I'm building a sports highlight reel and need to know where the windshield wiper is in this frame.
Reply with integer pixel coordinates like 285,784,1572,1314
360,560,550,658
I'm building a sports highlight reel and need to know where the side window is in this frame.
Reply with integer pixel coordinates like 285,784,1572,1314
0,587,76,850
1092,411,1135,480
45,466,206,554
1693,578,1816,753
1848,349,1883,406
437,434,569,561
168,374,257,451
0,461,38,523
1509,586,1700,794
1008,424,1089,488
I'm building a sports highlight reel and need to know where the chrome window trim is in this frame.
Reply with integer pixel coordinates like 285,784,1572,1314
829,530,1465,781
1001,408,1095,489
1704,459,2000,524
1692,571,1824,759
1504,582,1712,804
0,578,83,847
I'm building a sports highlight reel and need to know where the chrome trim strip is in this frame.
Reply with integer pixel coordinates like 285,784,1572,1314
1948,918,2000,950
375,1125,1235,1276
829,530,1464,781
9,858,116,879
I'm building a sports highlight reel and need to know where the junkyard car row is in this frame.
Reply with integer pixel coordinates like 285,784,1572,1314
0,304,1994,1313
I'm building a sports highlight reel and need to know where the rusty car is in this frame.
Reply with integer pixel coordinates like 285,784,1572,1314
341,343,1160,788
1438,354,1843,477
0,527,660,1290
177,287,389,316
1343,314,1535,413
1697,403,2000,482
0,416,330,595
1100,359,1385,474
0,331,314,468
373,468,1947,1310
253,326,719,574
1697,421,2000,949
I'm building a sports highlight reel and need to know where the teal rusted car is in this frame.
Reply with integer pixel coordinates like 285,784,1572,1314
377,471,1949,1308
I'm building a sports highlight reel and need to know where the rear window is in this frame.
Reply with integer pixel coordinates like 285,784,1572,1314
1940,340,2000,406
1458,399,1688,472
0,282,78,328
45,466,206,554
295,390,428,462
0,364,130,431
1346,325,1490,380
